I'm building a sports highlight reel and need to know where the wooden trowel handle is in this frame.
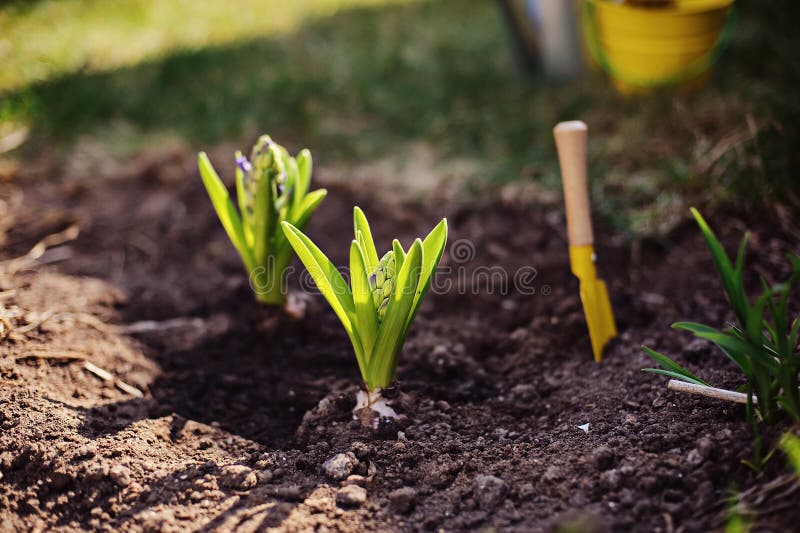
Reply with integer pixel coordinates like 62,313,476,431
554,120,593,247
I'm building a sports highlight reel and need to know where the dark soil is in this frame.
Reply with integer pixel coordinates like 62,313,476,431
1,145,798,532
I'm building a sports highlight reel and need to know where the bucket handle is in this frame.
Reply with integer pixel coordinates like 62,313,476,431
581,0,739,89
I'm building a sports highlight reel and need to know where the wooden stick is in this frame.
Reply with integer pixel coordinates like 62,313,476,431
84,361,144,398
554,121,593,247
667,379,755,405
16,350,88,362
0,224,79,275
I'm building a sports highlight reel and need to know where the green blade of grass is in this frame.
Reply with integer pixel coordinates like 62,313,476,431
642,346,710,386
673,322,754,375
745,290,769,345
691,208,750,324
197,152,255,272
642,368,711,387
780,433,800,478
694,331,779,372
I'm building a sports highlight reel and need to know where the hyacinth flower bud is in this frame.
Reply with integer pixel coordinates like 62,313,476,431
370,251,396,322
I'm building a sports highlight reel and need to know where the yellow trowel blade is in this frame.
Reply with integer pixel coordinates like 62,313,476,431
570,245,617,361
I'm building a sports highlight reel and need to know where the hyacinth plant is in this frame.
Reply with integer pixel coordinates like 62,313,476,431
281,207,447,424
643,208,800,467
198,135,326,306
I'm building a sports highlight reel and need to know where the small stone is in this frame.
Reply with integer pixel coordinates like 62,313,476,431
389,487,417,514
715,428,733,441
686,448,704,468
473,474,508,510
219,465,257,490
343,475,366,487
351,442,371,459
623,414,638,425
336,485,366,507
696,437,713,458
109,465,132,487
323,452,359,481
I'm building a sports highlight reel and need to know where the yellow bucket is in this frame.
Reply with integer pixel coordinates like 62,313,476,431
582,0,736,94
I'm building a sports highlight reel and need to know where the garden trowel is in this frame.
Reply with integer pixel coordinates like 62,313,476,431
553,120,617,361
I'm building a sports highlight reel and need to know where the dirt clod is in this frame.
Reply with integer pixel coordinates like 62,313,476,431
591,445,616,471
219,465,257,490
474,474,509,511
109,465,133,487
389,487,417,514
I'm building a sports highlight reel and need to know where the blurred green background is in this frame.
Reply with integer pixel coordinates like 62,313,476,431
0,0,798,234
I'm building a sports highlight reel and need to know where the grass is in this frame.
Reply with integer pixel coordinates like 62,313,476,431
1,0,799,233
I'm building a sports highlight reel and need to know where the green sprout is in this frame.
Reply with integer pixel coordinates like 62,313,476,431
197,135,327,306
281,207,447,413
643,208,800,466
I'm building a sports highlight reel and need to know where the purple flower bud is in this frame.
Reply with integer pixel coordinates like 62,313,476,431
236,155,252,175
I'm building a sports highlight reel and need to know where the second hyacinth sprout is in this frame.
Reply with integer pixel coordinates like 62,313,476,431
282,207,447,402
198,135,327,306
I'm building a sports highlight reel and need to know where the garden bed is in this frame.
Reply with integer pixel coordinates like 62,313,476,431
0,149,797,532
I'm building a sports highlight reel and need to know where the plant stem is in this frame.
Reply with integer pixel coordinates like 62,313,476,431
251,265,286,306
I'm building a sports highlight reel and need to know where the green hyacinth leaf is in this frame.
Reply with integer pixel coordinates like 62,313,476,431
392,240,406,288
291,189,327,232
253,162,275,267
392,239,406,264
267,188,327,262
350,239,378,371
197,152,255,272
281,222,359,353
368,239,422,389
405,219,447,333
354,207,379,272
642,346,710,386
294,149,312,213
234,151,253,248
